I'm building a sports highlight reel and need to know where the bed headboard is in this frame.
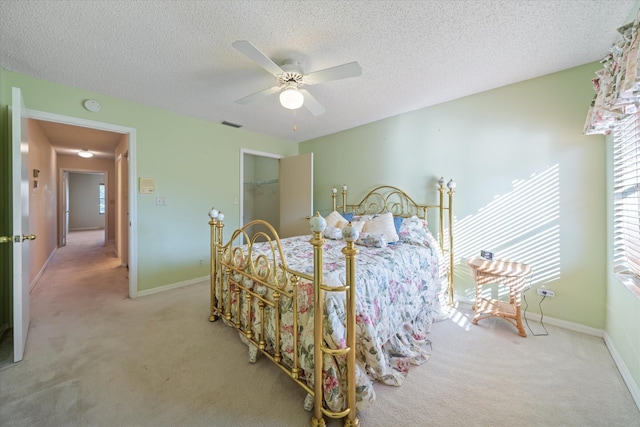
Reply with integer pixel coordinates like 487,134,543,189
331,179,456,305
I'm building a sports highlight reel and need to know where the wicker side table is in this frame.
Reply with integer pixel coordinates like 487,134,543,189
467,257,532,337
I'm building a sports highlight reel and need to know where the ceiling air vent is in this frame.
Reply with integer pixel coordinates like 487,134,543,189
221,120,242,128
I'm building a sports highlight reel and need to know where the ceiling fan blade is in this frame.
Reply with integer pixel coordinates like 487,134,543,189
300,89,326,116
235,86,281,105
232,40,284,76
304,61,362,85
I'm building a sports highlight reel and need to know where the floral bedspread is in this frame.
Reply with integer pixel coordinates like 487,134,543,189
219,234,446,412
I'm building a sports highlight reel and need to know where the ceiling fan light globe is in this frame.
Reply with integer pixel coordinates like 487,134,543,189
280,88,304,110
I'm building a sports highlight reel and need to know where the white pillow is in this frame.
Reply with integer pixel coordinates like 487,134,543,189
362,212,399,243
324,211,348,230
323,226,343,240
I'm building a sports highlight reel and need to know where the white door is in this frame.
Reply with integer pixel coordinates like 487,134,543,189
279,153,313,238
11,87,32,362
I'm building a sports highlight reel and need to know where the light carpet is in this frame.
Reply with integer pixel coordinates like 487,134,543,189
0,230,638,426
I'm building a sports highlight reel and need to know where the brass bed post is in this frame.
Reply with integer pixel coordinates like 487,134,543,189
331,184,348,212
208,208,220,322
217,214,225,319
341,185,347,213
447,180,456,307
332,188,337,212
309,213,327,427
437,178,456,306
342,226,360,427
437,178,446,264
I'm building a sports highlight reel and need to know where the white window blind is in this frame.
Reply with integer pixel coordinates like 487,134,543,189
613,114,640,278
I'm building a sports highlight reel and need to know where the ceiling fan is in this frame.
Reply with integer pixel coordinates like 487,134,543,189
232,40,362,116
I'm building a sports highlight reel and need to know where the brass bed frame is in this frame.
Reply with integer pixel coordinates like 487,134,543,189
207,180,455,427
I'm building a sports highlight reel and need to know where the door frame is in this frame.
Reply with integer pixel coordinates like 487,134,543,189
239,148,283,227
26,109,139,298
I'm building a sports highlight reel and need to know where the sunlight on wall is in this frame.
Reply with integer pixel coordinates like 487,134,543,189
451,164,561,301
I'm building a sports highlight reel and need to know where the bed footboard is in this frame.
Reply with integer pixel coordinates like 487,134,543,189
207,210,360,427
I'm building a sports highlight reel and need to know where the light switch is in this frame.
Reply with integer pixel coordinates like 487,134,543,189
156,196,166,206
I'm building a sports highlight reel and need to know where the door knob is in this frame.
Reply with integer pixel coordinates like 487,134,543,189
0,236,15,244
21,234,36,242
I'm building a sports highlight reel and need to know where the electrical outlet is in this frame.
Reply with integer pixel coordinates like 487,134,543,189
537,288,555,297
198,259,203,266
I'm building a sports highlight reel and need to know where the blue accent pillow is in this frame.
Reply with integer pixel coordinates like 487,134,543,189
393,216,404,235
341,212,354,221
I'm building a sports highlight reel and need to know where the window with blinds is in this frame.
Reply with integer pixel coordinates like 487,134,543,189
613,114,640,280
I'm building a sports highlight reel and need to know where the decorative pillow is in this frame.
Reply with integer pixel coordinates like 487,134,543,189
341,212,354,221
362,212,399,243
323,226,343,240
393,216,404,235
398,215,431,247
324,211,348,230
356,232,387,248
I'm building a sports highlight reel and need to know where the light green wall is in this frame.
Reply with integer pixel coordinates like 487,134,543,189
302,63,607,329
0,69,297,292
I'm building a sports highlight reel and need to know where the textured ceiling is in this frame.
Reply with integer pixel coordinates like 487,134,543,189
1,1,637,144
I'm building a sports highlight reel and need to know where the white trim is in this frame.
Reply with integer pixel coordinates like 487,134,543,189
240,148,284,159
125,130,137,297
29,246,57,292
26,109,135,134
68,227,104,231
137,276,209,297
458,294,605,337
604,332,640,411
26,108,138,299
520,309,604,337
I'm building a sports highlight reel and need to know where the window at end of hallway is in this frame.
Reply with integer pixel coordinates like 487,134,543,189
99,183,105,215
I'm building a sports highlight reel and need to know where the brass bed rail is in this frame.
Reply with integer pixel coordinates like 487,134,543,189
208,212,360,426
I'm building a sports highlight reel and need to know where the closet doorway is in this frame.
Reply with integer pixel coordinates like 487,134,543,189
241,150,281,234
240,149,313,239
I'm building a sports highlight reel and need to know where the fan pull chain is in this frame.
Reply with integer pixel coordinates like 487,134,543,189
292,109,297,132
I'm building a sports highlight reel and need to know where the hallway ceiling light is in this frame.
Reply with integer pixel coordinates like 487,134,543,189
78,149,94,158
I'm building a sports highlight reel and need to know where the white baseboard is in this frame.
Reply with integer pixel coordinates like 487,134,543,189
457,295,604,337
69,227,104,231
604,332,640,411
30,247,58,292
136,275,209,297
520,309,605,338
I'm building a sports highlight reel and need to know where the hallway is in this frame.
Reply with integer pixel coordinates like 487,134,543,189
0,230,128,369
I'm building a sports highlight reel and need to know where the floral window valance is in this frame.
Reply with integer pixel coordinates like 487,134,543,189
584,13,640,135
